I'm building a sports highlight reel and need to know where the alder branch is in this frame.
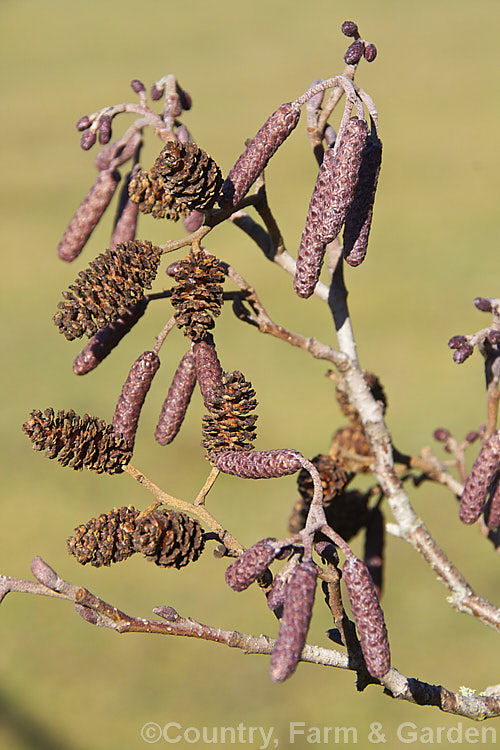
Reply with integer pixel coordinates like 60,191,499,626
1,558,499,721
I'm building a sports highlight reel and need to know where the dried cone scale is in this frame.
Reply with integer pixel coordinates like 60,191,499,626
169,249,225,341
294,117,368,298
67,506,140,567
54,240,163,341
133,508,205,568
220,102,301,209
22,408,132,474
57,169,121,262
128,141,222,221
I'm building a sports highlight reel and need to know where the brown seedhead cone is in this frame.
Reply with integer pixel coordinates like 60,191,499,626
220,102,301,209
212,449,303,479
331,423,372,473
170,249,225,341
54,240,162,341
57,169,121,262
202,371,258,454
269,560,317,682
129,141,222,221
22,408,132,474
342,554,391,679
155,349,197,445
133,509,205,568
225,538,278,592
343,126,383,267
335,371,387,421
67,506,140,567
113,351,160,449
294,117,368,298
290,453,361,537
73,298,148,375
459,431,500,524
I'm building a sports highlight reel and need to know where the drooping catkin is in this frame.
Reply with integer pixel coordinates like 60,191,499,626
110,168,141,249
269,560,317,682
72,298,148,375
363,507,385,597
192,335,223,408
343,126,382,267
22,408,132,474
294,117,368,299
220,102,301,209
57,169,121,262
342,554,390,679
485,478,500,531
54,240,162,340
112,351,160,449
155,350,197,445
225,538,278,592
459,431,500,524
212,449,303,479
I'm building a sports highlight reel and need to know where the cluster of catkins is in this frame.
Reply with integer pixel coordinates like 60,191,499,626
23,22,392,683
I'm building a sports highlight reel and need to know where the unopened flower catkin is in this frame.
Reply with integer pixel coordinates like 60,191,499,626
155,349,197,445
342,554,390,679
113,351,160,449
57,169,121,262
459,431,500,524
220,102,301,209
269,560,317,682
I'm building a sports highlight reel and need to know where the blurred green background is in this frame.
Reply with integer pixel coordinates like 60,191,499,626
1,0,500,748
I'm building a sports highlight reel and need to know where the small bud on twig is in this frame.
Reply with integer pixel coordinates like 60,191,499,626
30,557,60,590
76,115,91,131
341,20,359,37
474,297,493,312
344,40,365,65
80,130,97,150
364,43,377,62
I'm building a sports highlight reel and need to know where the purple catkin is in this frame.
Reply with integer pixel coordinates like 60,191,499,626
155,350,197,445
343,128,383,267
72,298,148,375
363,507,385,598
57,169,121,262
267,576,288,613
269,560,317,682
192,336,223,408
342,555,391,679
460,431,500,524
212,449,303,479
110,167,141,249
294,117,368,298
112,351,160,448
220,102,301,209
225,538,278,592
486,478,500,530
